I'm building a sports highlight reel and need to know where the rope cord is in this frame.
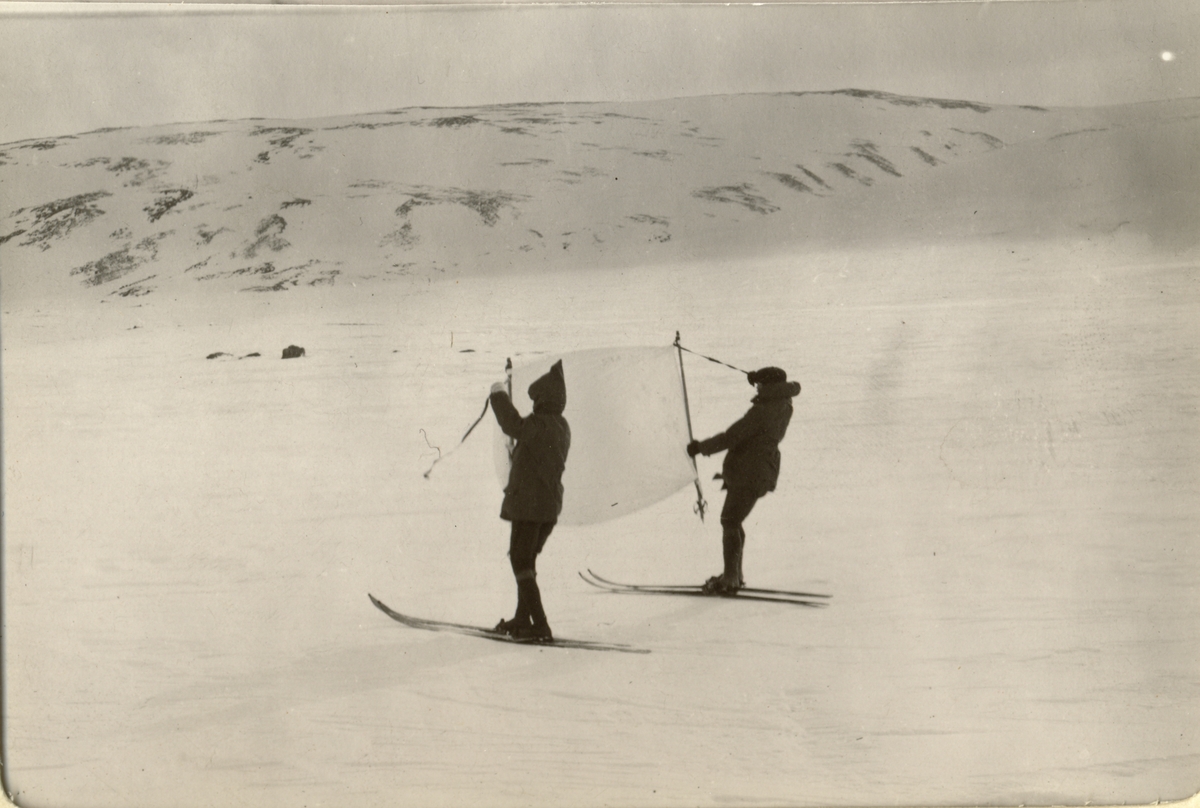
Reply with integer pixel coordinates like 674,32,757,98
422,395,491,479
675,343,749,376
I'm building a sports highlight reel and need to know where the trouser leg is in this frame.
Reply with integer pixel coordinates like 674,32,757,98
516,575,547,631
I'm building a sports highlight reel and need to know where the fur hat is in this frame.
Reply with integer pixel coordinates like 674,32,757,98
747,366,787,386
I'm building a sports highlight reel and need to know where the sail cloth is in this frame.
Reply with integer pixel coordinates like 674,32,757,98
494,346,697,525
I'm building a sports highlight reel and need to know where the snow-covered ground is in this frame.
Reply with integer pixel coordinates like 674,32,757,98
2,92,1198,807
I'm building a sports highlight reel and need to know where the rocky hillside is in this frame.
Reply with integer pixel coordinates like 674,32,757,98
2,90,1197,302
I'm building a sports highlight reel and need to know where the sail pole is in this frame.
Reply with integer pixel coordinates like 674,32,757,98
504,357,515,462
675,332,707,521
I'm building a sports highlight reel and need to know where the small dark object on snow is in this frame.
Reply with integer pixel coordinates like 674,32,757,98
240,352,261,359
281,345,305,359
206,351,231,360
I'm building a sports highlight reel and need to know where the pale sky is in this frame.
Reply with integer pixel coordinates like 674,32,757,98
1,0,1199,143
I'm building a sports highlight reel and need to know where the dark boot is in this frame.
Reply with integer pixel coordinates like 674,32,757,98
703,526,744,593
511,622,553,642
493,617,528,636
510,588,532,629
515,573,552,639
736,526,747,588
724,526,744,588
494,572,535,635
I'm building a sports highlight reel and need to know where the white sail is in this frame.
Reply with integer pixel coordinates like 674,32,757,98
494,345,697,525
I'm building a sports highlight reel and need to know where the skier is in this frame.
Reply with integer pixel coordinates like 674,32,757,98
687,366,801,594
489,360,570,641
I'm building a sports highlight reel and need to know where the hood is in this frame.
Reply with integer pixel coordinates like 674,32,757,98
753,380,801,403
528,359,567,415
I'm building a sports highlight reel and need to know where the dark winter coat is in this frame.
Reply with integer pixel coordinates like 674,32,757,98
694,380,801,496
491,360,571,523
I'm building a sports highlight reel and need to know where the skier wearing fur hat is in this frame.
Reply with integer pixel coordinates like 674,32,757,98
489,360,570,641
688,366,801,594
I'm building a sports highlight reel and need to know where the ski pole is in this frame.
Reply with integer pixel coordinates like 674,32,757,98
675,332,707,521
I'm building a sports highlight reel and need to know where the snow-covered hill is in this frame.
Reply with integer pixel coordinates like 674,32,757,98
5,90,1196,304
